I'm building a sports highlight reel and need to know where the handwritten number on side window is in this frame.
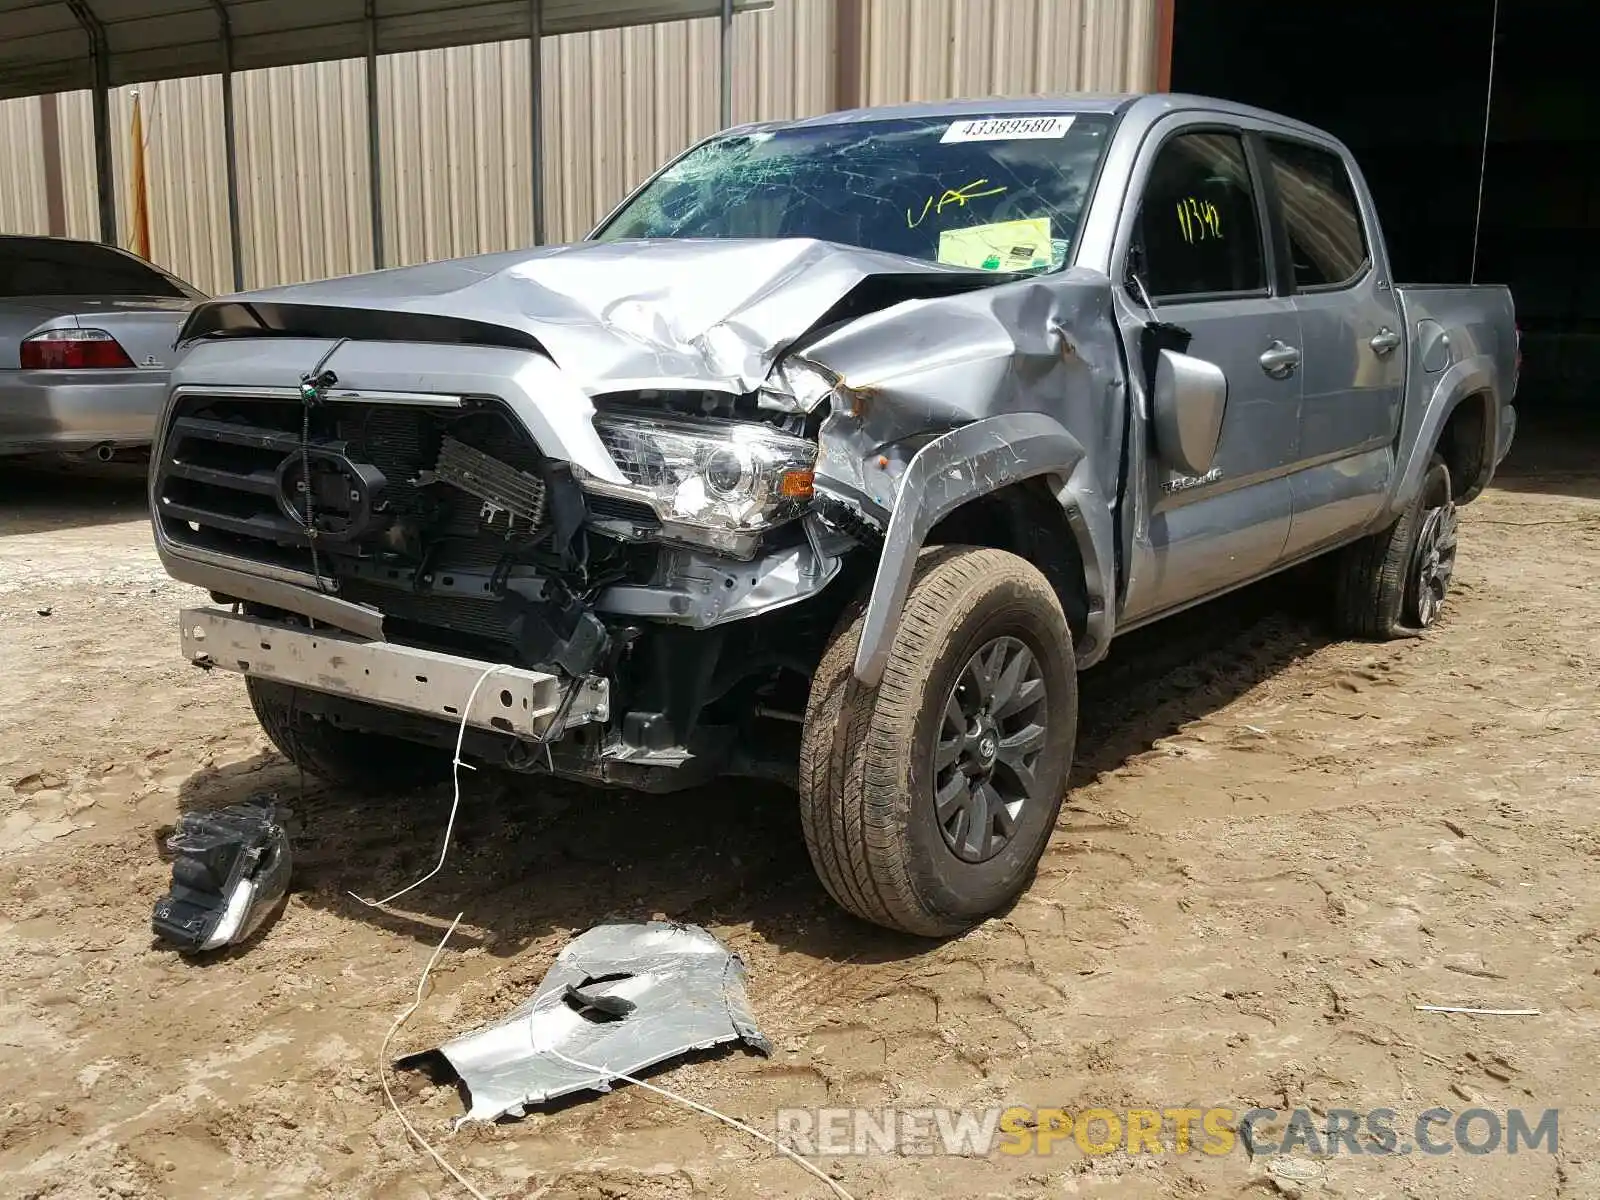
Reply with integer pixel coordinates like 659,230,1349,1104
1176,197,1222,244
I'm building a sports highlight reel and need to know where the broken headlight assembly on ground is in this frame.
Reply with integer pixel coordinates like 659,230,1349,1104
579,413,817,558
151,803,291,953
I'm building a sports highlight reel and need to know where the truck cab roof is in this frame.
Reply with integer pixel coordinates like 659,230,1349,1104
735,92,1339,148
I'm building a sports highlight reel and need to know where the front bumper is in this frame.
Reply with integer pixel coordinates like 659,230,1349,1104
180,606,581,739
0,369,168,455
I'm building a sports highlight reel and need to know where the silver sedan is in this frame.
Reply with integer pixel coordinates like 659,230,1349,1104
0,236,205,459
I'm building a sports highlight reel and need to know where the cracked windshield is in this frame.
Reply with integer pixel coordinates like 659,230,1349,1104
597,112,1114,272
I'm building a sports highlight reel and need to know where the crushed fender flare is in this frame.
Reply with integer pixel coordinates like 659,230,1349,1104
850,411,1114,686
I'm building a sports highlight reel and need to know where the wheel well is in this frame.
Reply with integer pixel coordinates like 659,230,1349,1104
1439,392,1491,502
925,478,1090,640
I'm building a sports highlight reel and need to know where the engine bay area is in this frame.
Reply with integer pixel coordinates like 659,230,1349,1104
153,390,850,789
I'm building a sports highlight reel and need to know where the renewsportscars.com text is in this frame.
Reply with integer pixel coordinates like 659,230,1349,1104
774,1106,1559,1158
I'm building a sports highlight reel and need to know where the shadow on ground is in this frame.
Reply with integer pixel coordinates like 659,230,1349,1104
164,401,1600,965
0,459,150,536
174,568,1331,966
1491,401,1600,500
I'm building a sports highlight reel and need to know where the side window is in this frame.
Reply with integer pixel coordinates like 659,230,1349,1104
1131,130,1266,300
1263,138,1369,289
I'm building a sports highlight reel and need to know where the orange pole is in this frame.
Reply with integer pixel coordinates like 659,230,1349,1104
129,90,152,259
1155,0,1175,92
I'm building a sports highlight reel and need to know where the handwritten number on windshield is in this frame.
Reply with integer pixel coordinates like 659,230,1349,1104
907,179,1008,228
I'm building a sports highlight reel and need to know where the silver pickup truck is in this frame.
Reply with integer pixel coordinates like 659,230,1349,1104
152,94,1517,936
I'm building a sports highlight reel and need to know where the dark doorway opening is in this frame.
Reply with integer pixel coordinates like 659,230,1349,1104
1172,0,1597,410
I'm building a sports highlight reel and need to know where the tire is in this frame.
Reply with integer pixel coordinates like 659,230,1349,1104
246,676,450,791
798,546,1077,937
1332,455,1457,639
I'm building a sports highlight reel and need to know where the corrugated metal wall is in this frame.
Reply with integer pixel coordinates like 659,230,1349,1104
0,97,49,235
0,0,1156,296
862,0,1156,102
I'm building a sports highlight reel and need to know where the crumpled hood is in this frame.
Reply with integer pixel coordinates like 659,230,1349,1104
182,238,1009,395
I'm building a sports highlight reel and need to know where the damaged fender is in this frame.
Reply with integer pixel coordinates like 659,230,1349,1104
845,412,1112,686
797,270,1123,682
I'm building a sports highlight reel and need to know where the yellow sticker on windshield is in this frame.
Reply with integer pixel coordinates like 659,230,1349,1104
937,218,1053,272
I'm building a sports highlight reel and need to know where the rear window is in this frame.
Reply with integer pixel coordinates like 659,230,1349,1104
1263,138,1370,289
0,239,196,299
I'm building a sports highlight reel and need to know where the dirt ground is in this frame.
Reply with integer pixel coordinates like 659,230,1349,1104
1,414,1596,1200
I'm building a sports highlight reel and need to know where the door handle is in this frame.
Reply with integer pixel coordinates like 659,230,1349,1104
1369,327,1401,356
1258,340,1301,379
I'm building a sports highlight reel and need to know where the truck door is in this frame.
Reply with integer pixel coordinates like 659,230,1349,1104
1262,136,1405,558
1116,126,1301,623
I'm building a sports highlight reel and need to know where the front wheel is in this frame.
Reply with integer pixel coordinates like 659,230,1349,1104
246,677,451,792
798,547,1077,937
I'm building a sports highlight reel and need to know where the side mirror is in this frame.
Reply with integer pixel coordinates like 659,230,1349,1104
1152,349,1228,477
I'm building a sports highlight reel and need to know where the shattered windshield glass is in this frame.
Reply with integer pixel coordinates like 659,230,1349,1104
595,113,1115,273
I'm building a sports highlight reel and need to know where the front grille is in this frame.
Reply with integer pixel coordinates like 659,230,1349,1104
154,393,551,643
154,391,656,667
155,393,546,572
156,397,321,573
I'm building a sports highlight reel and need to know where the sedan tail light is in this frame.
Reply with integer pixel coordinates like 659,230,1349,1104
20,328,136,370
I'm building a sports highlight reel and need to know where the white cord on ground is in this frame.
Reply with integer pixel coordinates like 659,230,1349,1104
539,1045,858,1200
351,664,508,909
361,665,851,1198
380,911,854,1200
380,913,491,1200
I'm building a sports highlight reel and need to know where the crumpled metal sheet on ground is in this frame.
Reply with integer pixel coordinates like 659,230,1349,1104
430,922,771,1123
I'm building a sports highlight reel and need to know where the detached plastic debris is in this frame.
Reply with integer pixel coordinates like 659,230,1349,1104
422,922,771,1122
151,803,290,953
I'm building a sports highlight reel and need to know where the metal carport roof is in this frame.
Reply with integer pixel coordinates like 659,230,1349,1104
0,0,767,286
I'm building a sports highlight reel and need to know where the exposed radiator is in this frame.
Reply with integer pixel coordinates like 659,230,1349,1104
428,434,548,535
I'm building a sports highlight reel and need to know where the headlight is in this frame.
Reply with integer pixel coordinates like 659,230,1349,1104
582,413,817,556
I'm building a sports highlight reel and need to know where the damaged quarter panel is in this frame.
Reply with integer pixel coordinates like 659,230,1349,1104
801,269,1124,675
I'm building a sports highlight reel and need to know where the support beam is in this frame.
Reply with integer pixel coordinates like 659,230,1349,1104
66,0,116,244
38,93,67,237
209,0,244,290
719,0,733,127
1154,0,1175,92
364,0,385,269
529,0,545,244
832,0,863,111
90,74,114,244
